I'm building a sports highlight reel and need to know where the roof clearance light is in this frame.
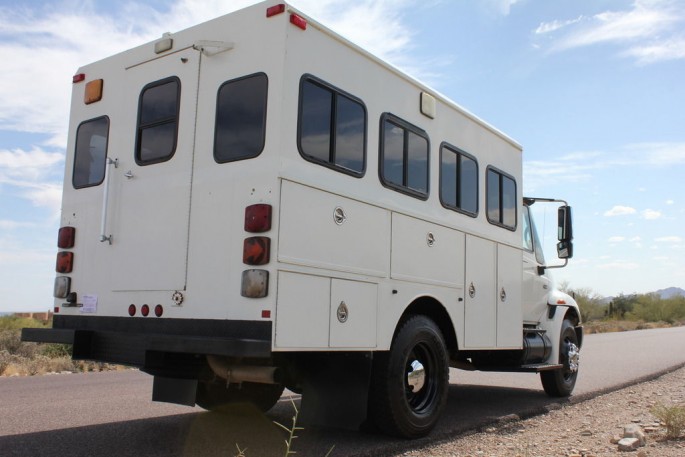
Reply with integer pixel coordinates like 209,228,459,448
73,73,86,83
290,13,307,30
58,227,76,249
245,204,272,233
266,4,286,17
85,79,103,105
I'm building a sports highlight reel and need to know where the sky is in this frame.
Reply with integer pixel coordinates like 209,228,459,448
0,0,684,312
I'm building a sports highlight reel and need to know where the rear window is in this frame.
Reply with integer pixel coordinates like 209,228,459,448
73,116,109,189
214,73,268,163
135,77,180,165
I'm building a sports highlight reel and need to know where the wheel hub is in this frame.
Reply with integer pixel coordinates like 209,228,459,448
407,359,426,393
565,342,580,373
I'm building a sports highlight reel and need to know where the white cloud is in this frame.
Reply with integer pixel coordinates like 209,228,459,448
666,199,675,205
0,147,63,182
641,209,662,220
534,0,685,64
604,205,637,217
597,261,640,270
608,236,626,242
0,220,35,230
655,236,682,243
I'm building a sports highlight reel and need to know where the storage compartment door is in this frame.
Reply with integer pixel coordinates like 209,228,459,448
497,244,523,348
464,235,496,348
329,279,377,348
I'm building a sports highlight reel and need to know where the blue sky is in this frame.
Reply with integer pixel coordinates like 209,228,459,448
1,0,684,312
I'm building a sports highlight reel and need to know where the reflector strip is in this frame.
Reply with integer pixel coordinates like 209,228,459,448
290,13,307,30
266,4,285,17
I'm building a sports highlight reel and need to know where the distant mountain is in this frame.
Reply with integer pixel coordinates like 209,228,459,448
654,287,685,299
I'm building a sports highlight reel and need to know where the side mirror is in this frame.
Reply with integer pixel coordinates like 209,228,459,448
557,206,573,242
557,240,573,259
557,206,573,259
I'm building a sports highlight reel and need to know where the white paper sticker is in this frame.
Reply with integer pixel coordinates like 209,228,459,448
81,294,98,313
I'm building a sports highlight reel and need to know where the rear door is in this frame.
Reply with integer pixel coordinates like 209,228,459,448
104,49,200,291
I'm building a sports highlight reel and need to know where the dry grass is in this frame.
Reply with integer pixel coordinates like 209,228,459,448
583,319,683,334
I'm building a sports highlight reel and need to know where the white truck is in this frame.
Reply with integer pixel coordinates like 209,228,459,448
23,1,581,438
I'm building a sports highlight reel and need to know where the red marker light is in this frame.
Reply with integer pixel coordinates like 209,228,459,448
266,4,285,17
141,304,150,317
73,73,86,83
128,304,136,316
154,305,164,317
290,13,307,30
262,310,271,319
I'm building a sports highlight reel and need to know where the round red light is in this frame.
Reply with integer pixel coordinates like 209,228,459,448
128,304,136,316
141,304,150,317
154,304,163,317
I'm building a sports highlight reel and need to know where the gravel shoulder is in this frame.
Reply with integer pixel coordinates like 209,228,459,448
395,366,685,457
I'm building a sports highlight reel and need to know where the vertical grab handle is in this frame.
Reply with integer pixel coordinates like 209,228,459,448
100,157,118,244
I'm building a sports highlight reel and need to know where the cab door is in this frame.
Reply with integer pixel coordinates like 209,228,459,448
104,49,200,292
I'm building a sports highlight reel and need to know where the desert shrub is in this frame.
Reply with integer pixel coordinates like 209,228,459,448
652,403,685,439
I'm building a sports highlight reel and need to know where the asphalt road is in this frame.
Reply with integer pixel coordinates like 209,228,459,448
1,326,684,457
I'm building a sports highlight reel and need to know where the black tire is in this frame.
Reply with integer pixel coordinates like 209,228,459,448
369,315,449,438
541,318,580,397
196,379,285,412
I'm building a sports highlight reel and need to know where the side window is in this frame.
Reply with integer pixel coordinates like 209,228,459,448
440,143,478,216
486,167,517,230
380,113,429,199
214,73,268,163
298,76,366,175
522,206,534,251
136,77,180,165
73,116,109,189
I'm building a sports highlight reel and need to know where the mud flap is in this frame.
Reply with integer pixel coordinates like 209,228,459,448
152,376,198,406
298,352,372,430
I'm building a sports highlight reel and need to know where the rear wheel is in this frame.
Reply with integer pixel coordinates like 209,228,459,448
369,315,449,438
196,379,284,412
541,318,580,397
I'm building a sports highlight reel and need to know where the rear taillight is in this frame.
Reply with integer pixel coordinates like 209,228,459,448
54,277,71,299
58,227,75,248
56,252,74,273
241,269,269,298
245,204,272,232
55,226,76,300
242,205,272,301
243,236,271,265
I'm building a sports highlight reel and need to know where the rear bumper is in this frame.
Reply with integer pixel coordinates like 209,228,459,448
22,315,272,367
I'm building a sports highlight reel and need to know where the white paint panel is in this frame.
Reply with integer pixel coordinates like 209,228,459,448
279,180,390,277
464,235,496,348
497,244,523,348
390,213,465,287
330,279,377,348
275,271,330,348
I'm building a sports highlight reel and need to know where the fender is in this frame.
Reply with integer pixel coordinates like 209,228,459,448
538,289,581,364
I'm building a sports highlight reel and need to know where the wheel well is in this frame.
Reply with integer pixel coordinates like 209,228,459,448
397,297,458,354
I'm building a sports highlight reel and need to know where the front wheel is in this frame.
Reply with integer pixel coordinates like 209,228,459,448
369,315,449,438
540,318,580,397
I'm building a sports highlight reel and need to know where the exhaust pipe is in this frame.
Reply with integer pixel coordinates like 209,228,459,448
207,355,281,385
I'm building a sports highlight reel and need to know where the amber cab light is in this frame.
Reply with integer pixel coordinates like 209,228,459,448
84,79,103,105
58,227,76,248
243,237,271,265
244,204,272,233
56,252,74,273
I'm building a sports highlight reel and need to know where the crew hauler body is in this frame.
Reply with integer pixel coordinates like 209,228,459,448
24,2,581,438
